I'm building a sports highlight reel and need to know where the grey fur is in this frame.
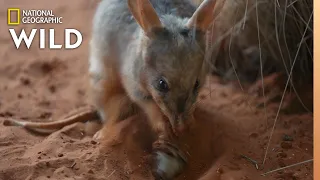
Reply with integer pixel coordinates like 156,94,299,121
89,0,212,127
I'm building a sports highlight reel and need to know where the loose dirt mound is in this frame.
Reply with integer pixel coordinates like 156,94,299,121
0,0,313,180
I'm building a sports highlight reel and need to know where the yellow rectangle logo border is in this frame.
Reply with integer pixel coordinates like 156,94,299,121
7,8,20,25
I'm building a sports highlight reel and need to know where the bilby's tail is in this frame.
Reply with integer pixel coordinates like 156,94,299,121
3,106,100,134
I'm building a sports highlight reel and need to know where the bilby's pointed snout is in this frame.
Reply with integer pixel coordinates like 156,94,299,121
177,96,187,114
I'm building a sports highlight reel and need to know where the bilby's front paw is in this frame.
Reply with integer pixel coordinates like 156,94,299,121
151,140,187,180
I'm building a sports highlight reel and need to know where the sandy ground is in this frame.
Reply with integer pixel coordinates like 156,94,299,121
0,0,313,180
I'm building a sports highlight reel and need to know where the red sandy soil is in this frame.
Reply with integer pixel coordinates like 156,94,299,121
0,0,313,180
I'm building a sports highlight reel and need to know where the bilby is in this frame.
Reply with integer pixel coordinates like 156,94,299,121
4,0,224,179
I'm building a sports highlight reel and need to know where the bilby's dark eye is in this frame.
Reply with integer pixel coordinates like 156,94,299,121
193,79,200,92
179,28,190,37
157,78,169,93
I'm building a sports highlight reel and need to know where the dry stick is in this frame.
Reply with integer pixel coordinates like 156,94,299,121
240,154,259,170
228,9,254,113
276,0,280,7
291,6,313,32
208,1,264,55
226,1,273,115
287,2,314,106
255,0,269,130
261,159,313,176
282,0,296,96
287,5,313,114
189,17,218,108
70,162,77,169
214,8,252,61
274,0,288,88
192,19,219,108
261,10,313,167
287,0,299,8
107,170,116,178
273,0,311,114
275,1,313,114
242,0,249,30
208,23,215,100
282,0,294,97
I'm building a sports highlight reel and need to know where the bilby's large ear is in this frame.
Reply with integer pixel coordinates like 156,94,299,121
128,0,162,34
186,0,225,31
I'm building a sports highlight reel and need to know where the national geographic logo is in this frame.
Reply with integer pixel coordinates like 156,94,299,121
7,8,20,25
7,8,82,49
7,8,63,25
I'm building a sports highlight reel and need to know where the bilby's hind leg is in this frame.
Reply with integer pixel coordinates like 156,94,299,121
88,46,114,122
92,93,138,141
89,48,137,140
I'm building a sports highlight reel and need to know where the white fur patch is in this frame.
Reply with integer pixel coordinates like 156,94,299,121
89,55,104,77
155,151,183,178
88,40,107,88
98,110,106,122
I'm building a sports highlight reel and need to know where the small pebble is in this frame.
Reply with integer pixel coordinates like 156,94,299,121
58,153,64,157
